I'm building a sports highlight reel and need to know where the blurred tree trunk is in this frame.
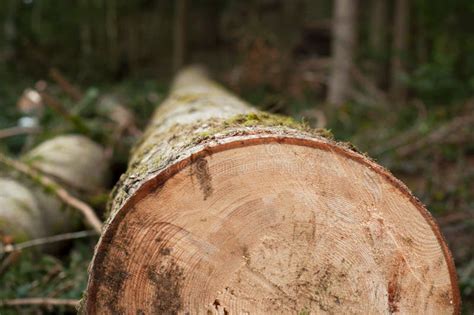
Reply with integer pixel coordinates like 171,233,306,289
327,0,358,106
2,0,17,61
31,0,42,38
106,0,119,74
369,0,387,85
390,0,409,103
79,0,92,59
173,0,187,72
415,4,428,67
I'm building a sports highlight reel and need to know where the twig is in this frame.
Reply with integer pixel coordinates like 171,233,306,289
374,110,474,156
48,282,76,298
38,91,71,119
437,211,474,226
35,83,90,134
1,230,97,254
0,251,21,275
351,65,388,105
0,153,103,233
49,68,83,101
0,126,42,139
372,123,422,155
0,298,79,308
396,112,474,157
29,266,62,294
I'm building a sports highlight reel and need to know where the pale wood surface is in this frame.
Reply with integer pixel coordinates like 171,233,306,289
85,137,458,314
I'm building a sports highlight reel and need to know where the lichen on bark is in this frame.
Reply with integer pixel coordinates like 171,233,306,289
106,82,334,220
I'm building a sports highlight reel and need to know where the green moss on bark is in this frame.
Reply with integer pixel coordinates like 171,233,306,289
106,111,334,218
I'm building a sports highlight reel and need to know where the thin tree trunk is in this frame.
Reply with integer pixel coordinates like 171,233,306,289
79,0,92,59
105,0,118,73
369,0,388,85
415,3,428,67
390,0,410,103
82,67,458,314
3,0,17,61
327,0,358,105
173,0,187,72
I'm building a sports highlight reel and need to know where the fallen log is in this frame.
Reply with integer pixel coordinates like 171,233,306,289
0,135,108,243
23,135,108,194
0,178,47,242
83,67,459,314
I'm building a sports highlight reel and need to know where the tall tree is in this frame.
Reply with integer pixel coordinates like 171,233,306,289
105,0,119,74
327,0,358,105
2,0,18,62
173,0,187,72
369,0,388,85
390,0,410,103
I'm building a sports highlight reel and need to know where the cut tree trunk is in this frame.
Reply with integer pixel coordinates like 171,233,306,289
83,67,459,314
0,135,108,244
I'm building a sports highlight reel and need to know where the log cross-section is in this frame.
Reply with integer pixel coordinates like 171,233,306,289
83,67,459,314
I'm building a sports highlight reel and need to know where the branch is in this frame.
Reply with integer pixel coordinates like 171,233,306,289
49,68,83,101
396,112,474,157
1,230,97,254
0,154,103,233
0,126,42,139
0,298,79,308
35,83,90,134
437,211,474,226
351,65,388,105
0,251,21,275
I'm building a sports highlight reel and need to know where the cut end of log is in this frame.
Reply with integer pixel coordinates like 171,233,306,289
84,135,459,314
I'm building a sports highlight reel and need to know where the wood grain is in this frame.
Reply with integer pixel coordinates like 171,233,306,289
83,67,459,314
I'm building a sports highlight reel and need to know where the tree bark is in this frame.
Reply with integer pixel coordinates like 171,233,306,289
83,67,459,314
327,0,358,105
0,135,108,244
390,0,410,103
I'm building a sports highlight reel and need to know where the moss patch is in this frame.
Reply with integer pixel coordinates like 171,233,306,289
107,111,337,218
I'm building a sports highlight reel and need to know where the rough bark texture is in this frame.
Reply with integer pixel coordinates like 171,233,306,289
327,0,358,105
83,67,459,314
105,67,326,218
0,135,108,244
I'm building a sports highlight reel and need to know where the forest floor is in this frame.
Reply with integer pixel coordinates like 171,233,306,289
0,73,473,314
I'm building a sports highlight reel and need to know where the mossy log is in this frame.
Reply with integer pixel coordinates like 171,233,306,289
84,67,459,314
0,135,108,244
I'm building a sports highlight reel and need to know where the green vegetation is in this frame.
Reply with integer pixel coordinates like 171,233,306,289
0,0,473,313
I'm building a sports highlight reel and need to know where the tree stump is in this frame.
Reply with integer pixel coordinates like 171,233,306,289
83,67,459,314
